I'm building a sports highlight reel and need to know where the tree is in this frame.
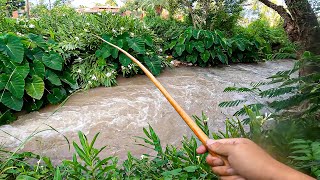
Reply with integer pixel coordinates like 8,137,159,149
258,0,320,60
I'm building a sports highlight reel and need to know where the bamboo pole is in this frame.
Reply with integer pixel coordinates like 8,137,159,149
95,35,229,166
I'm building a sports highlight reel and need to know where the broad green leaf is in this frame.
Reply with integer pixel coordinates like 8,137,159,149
16,175,37,180
45,70,62,86
119,53,131,66
42,52,64,71
175,43,185,56
216,47,228,64
28,33,49,50
0,34,24,63
126,37,145,54
16,62,30,79
185,41,194,54
60,71,78,89
201,50,210,63
30,60,45,78
184,27,193,40
25,75,44,100
184,166,198,172
47,88,66,104
7,73,25,99
236,41,246,51
0,74,9,90
210,50,216,59
0,91,23,111
102,48,111,58
144,35,153,47
186,54,197,63
25,99,43,112
144,56,161,76
166,40,177,50
110,48,119,59
178,35,186,44
192,29,202,39
194,41,205,53
26,47,44,61
204,37,214,49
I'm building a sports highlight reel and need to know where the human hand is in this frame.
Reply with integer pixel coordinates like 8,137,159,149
196,138,314,180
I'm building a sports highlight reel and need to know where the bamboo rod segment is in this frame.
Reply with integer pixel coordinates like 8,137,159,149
95,35,229,166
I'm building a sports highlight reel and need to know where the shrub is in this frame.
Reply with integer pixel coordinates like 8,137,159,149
165,27,264,66
0,33,77,124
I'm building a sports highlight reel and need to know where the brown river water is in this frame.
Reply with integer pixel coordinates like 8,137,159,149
0,60,293,163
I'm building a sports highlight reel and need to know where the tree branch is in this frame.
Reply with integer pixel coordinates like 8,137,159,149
258,0,293,23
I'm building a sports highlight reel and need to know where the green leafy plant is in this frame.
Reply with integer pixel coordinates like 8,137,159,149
165,27,264,66
0,33,77,124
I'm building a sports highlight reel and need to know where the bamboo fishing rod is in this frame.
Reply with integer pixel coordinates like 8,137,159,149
95,35,229,166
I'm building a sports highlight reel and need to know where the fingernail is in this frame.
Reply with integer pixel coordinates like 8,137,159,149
206,139,215,146
227,168,235,175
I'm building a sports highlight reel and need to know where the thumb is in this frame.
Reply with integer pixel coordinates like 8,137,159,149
206,139,233,156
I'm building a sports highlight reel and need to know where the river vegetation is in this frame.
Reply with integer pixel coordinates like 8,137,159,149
0,0,319,179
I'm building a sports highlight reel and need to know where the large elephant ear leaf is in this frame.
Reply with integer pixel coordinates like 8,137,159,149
144,56,161,76
28,34,49,51
194,41,205,53
29,60,45,78
144,35,153,47
0,34,24,63
45,70,62,86
185,41,194,54
60,71,78,89
175,43,185,56
200,50,211,63
25,75,45,100
7,73,25,99
126,37,145,54
0,74,9,91
0,91,23,111
119,53,131,66
42,52,64,71
47,88,66,104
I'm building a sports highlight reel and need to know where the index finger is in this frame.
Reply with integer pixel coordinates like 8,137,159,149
196,144,207,154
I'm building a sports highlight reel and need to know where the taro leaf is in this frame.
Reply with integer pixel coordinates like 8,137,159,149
25,99,43,112
16,62,30,79
102,48,111,59
119,53,131,66
0,91,23,111
0,110,16,125
25,75,44,100
45,70,61,86
144,35,153,47
210,50,216,59
216,47,228,64
236,41,246,51
185,41,194,54
111,47,119,58
7,73,25,99
194,41,205,53
30,60,45,78
42,52,64,71
178,35,186,44
47,88,66,104
26,47,45,61
144,56,161,76
184,27,193,40
201,50,210,63
126,37,145,54
0,34,24,63
204,37,214,49
28,34,48,50
166,40,177,50
192,29,202,39
186,54,197,63
60,71,78,89
220,38,228,50
0,74,9,90
174,43,185,56
95,49,103,58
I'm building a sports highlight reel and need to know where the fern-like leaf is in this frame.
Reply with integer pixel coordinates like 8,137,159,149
259,86,297,98
219,100,247,107
223,87,253,93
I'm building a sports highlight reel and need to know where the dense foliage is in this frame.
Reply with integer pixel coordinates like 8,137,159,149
165,27,264,66
0,33,77,124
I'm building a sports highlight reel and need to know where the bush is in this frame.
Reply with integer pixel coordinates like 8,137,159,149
0,33,77,124
165,27,265,66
